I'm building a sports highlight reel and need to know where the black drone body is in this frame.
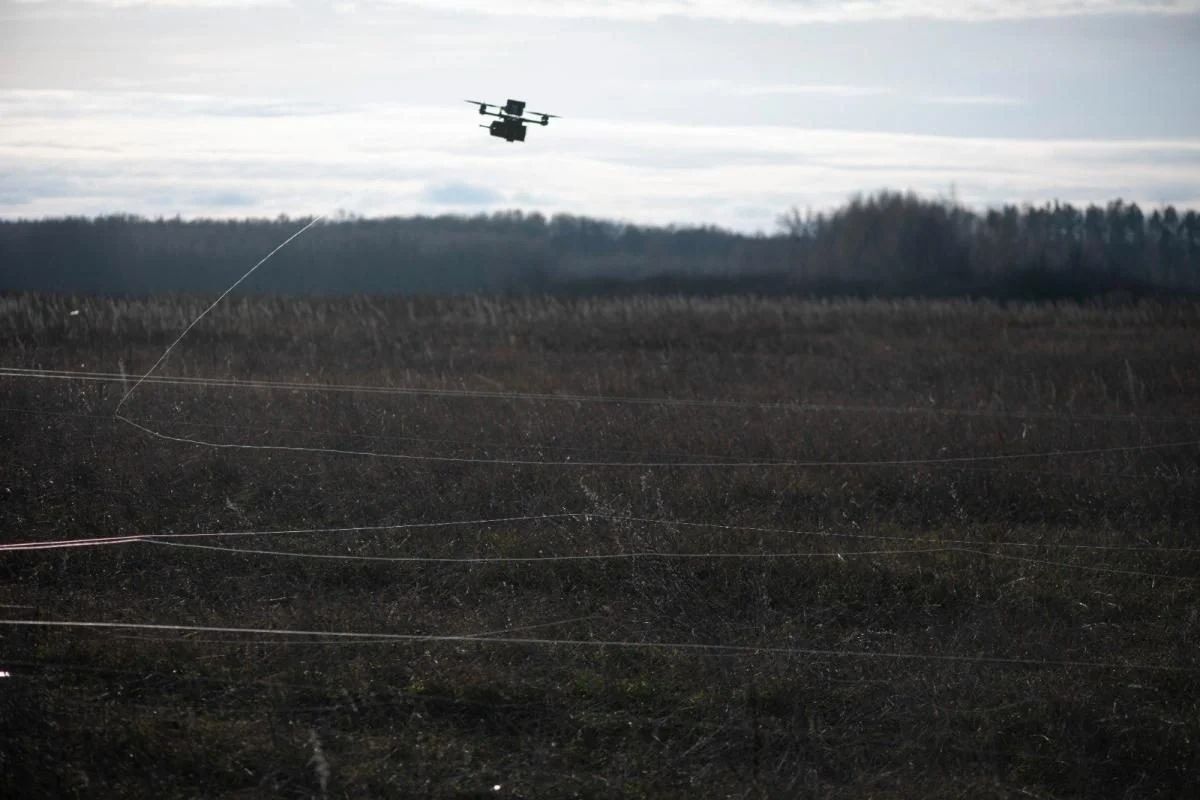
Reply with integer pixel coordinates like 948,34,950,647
465,99,559,142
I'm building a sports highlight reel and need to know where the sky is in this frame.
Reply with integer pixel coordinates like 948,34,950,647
2,0,1199,231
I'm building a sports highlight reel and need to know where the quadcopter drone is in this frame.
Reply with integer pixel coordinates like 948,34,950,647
465,99,559,142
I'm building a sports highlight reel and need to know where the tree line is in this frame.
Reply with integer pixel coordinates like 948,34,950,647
2,194,1198,298
778,193,1200,297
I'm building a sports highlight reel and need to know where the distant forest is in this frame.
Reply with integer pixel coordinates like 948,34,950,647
3,193,1199,299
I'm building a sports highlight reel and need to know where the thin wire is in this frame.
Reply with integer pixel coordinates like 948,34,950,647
4,512,1195,554
110,414,1200,468
9,402,1200,479
144,538,955,563
0,513,577,551
112,214,325,419
954,548,1196,579
4,365,1195,424
104,614,606,646
605,514,1200,553
138,539,1198,581
1,405,758,463
7,405,1198,479
1,618,1191,672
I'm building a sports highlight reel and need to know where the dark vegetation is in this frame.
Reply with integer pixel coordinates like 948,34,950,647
3,193,1200,299
2,292,1199,797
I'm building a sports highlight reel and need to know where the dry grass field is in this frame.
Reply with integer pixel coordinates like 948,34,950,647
2,292,1199,798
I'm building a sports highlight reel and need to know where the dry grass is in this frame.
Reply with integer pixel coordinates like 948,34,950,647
2,292,1199,798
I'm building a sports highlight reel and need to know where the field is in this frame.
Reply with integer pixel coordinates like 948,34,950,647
2,292,1199,798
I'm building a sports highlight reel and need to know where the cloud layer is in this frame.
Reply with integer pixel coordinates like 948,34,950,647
23,0,1200,22
3,90,1197,231
4,3,1198,228
413,0,1200,23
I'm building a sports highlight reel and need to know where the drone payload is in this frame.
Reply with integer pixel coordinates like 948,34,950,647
465,98,559,143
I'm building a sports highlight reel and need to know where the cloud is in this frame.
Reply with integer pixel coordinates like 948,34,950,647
369,0,1200,23
422,182,503,206
189,189,257,207
0,89,347,120
19,0,1196,22
1,89,1198,231
738,84,891,98
919,95,1025,106
642,80,1025,107
14,0,287,7
655,80,889,98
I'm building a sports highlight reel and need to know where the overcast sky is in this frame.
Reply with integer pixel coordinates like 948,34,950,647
2,0,1198,231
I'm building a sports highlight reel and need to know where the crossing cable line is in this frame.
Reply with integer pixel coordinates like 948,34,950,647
4,405,1198,479
4,364,1198,424
105,414,1200,469
0,405,851,466
10,239,1199,466
110,215,326,429
3,512,1196,554
956,548,1198,579
0,513,578,551
1,618,1193,673
137,538,1198,581
147,539,956,562
605,514,1200,553
109,613,606,647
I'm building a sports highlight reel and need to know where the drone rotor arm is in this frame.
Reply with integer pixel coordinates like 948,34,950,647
467,99,554,141
465,99,498,116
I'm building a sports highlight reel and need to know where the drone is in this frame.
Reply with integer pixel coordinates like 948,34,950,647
465,99,559,143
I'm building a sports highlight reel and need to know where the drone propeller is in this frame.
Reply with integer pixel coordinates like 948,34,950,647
526,110,560,126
